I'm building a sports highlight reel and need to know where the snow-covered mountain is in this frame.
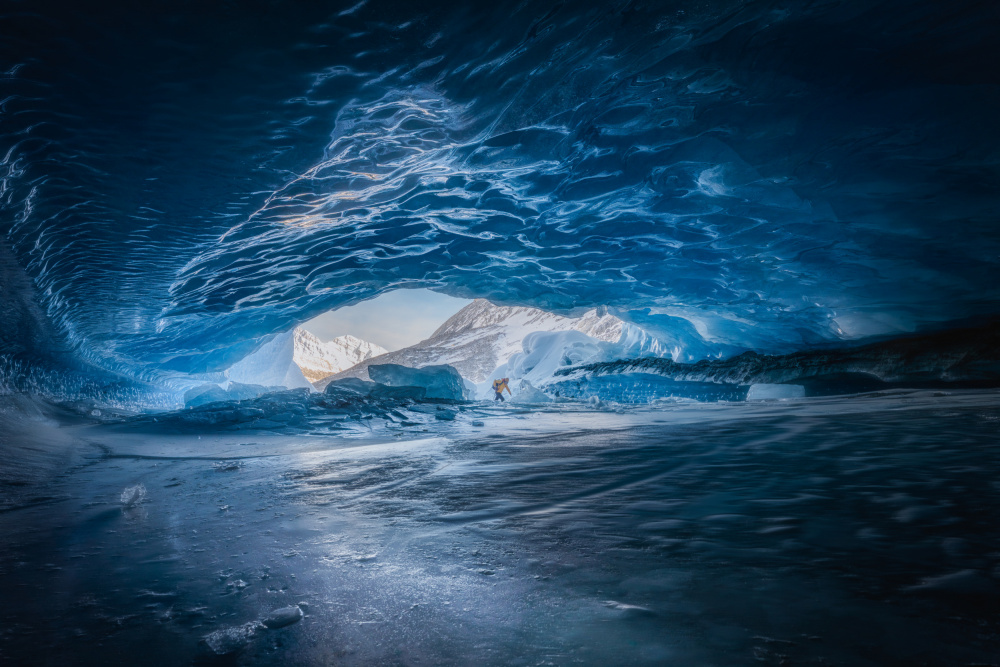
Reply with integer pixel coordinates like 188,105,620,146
316,299,626,388
293,329,388,384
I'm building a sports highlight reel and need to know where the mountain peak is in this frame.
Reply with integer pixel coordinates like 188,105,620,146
292,327,388,383
319,300,626,387
430,299,619,340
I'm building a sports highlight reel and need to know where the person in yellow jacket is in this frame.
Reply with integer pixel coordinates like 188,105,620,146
492,377,511,402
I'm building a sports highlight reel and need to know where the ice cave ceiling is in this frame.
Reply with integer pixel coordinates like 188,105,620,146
1,0,999,375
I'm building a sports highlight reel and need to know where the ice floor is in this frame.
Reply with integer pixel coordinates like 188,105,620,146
2,390,999,665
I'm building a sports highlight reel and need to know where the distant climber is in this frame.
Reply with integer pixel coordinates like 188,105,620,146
492,377,511,402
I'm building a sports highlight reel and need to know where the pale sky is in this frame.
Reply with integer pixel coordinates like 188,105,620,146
301,289,472,351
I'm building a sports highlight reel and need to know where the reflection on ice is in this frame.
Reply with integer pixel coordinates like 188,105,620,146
0,390,998,664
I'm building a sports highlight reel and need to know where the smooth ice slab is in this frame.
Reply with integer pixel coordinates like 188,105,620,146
746,384,806,400
368,363,468,401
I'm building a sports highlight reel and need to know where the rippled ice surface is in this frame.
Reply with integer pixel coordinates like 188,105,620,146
2,391,999,665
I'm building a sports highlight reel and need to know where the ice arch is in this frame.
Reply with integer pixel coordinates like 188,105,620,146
0,0,998,381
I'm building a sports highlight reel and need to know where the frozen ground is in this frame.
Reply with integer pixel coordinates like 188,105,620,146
1,390,999,665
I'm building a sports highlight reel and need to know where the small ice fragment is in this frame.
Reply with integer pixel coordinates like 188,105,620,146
263,605,303,629
120,484,146,508
213,460,244,472
471,420,485,427
226,579,248,591
904,569,998,597
603,600,656,617
204,621,264,654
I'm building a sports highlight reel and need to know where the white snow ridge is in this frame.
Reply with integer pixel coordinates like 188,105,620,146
293,329,388,384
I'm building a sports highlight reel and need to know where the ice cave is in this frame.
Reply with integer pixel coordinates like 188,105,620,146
2,0,1000,664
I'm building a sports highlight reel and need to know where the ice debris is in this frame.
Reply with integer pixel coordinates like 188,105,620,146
263,605,303,629
434,407,457,421
204,621,264,654
204,605,304,654
120,483,146,508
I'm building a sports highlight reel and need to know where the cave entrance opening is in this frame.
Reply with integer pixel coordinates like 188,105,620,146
301,289,472,353
292,289,472,387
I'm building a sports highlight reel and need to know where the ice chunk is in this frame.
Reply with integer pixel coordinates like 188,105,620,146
120,483,146,508
263,605,303,629
204,621,264,654
370,384,426,401
323,375,427,402
368,363,467,400
746,384,805,400
509,380,551,404
323,377,378,396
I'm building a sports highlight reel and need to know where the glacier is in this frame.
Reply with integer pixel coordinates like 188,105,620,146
2,0,1000,665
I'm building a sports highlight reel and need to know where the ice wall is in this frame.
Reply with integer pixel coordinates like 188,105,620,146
1,1,999,384
225,330,312,391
